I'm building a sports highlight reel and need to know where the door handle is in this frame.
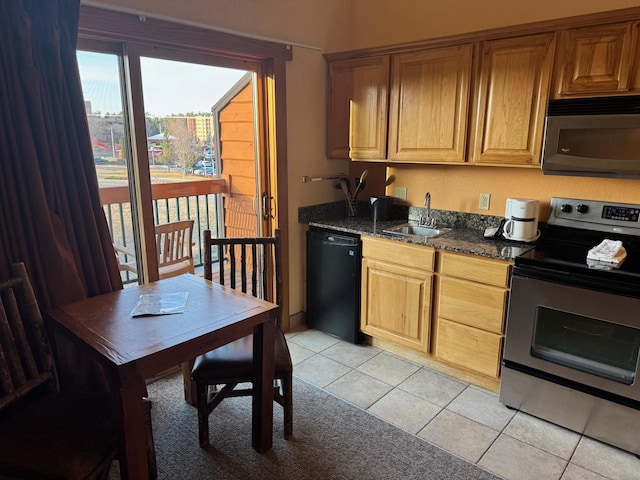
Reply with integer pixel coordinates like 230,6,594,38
262,192,274,220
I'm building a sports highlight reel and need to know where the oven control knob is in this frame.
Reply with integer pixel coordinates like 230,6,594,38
560,204,572,213
576,204,589,214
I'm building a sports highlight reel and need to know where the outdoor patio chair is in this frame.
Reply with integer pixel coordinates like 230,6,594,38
114,219,195,280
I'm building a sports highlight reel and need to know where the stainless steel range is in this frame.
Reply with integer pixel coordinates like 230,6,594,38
500,197,640,456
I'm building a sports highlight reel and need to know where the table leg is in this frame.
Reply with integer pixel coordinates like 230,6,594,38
117,369,150,479
181,359,197,406
252,315,275,453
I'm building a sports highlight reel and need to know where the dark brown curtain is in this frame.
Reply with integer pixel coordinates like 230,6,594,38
0,0,123,309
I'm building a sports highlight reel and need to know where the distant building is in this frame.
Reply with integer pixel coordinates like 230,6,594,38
194,116,214,143
164,115,214,144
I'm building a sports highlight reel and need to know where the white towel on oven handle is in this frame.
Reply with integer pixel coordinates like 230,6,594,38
586,239,627,264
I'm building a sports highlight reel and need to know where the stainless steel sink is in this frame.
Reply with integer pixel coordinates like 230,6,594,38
383,223,452,239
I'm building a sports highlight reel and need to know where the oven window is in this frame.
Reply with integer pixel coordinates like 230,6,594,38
531,307,640,385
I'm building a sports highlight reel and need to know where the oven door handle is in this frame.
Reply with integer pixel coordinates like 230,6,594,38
512,266,639,297
561,321,615,337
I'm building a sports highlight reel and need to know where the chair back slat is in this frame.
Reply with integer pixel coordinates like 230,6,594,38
240,245,247,293
203,232,213,280
202,230,281,325
0,311,15,394
0,291,29,390
0,263,57,409
228,244,236,289
218,244,226,286
251,243,258,296
274,229,283,310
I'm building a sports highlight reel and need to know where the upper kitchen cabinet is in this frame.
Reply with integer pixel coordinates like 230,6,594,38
469,33,556,166
553,22,640,97
327,56,390,160
387,45,473,162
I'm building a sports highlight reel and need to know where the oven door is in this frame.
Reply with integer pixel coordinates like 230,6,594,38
504,274,640,401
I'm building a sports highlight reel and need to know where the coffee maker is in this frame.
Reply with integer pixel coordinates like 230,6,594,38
503,198,540,242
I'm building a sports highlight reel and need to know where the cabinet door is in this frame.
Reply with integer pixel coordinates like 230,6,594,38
361,257,432,352
554,22,638,97
469,33,555,166
327,56,390,160
388,45,473,162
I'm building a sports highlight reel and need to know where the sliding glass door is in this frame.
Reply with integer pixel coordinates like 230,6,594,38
77,46,136,279
77,40,265,284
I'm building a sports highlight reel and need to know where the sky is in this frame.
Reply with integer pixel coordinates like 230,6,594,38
77,51,248,116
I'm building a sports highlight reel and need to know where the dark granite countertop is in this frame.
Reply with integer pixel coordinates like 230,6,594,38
307,217,536,261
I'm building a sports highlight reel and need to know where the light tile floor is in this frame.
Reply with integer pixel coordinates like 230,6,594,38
286,328,640,480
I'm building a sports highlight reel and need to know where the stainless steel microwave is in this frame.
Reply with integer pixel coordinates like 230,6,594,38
541,95,640,179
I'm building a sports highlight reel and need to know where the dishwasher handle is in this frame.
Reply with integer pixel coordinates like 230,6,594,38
308,230,359,247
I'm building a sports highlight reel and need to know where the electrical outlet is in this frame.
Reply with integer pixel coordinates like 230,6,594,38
393,187,407,201
479,193,491,210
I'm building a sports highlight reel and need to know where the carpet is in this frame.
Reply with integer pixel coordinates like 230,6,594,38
111,372,500,479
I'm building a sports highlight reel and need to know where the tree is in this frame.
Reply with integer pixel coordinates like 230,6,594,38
119,137,126,160
166,118,197,174
145,115,161,137
160,132,174,166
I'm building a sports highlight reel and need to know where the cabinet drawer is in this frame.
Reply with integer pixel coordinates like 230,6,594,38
435,318,503,378
438,251,510,287
363,236,435,271
438,276,507,334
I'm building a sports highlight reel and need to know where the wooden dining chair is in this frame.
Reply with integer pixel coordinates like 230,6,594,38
113,219,195,280
191,229,293,447
0,262,157,480
0,263,116,479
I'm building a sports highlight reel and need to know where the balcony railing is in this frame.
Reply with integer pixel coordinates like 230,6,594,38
100,178,227,282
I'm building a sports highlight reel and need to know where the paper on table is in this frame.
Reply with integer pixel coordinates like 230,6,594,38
130,292,189,317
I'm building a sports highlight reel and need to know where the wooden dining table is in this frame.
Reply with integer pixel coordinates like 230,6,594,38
45,273,278,479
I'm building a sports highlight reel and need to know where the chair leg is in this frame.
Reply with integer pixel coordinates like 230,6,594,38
195,381,210,448
143,399,158,480
282,373,293,439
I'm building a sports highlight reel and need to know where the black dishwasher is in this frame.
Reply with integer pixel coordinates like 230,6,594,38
306,227,362,343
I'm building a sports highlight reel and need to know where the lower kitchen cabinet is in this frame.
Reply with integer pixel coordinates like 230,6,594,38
360,236,434,352
359,238,512,384
434,251,511,378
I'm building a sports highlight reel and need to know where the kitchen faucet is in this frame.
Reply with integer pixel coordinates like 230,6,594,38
419,192,437,228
